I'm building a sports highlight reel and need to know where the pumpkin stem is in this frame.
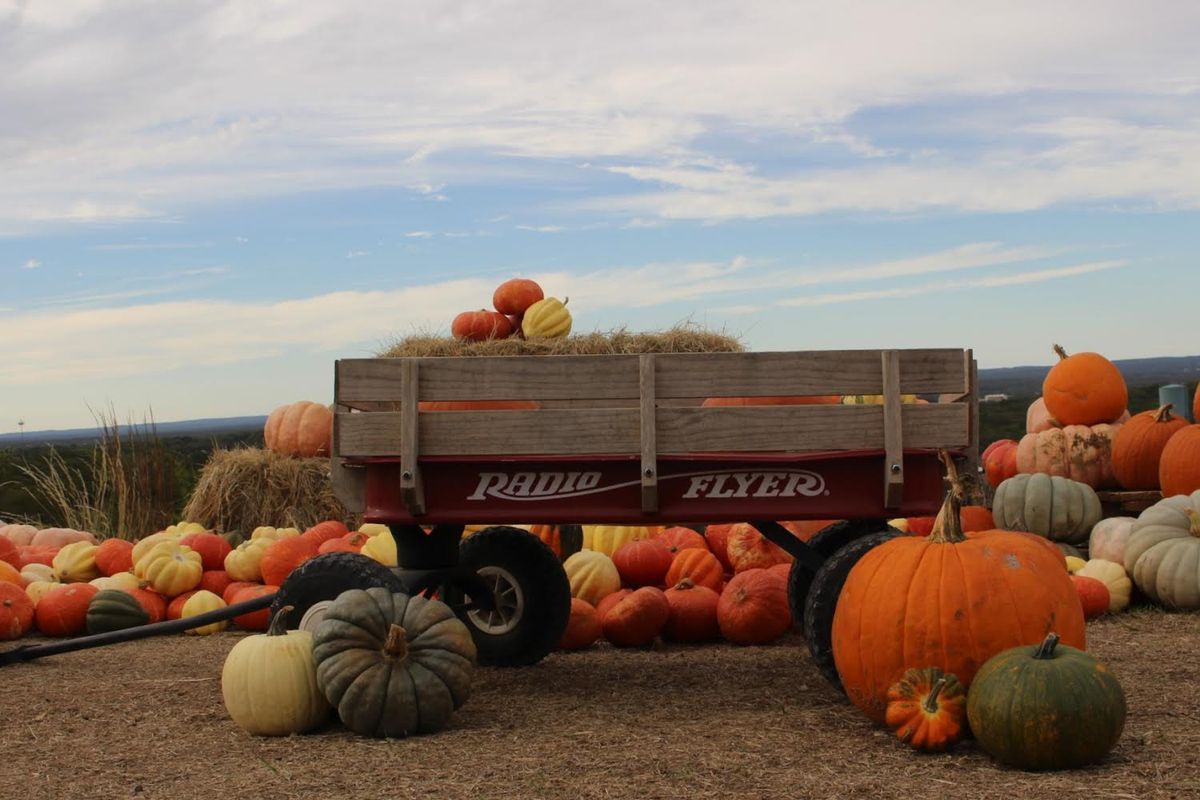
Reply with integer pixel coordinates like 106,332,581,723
928,450,967,544
1185,508,1200,538
922,676,950,714
1033,632,1060,659
382,623,409,660
1052,344,1068,361
674,578,696,591
1154,404,1175,423
267,605,293,636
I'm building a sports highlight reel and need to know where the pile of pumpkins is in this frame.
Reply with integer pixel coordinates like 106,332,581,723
982,345,1200,495
0,519,404,643
452,277,572,341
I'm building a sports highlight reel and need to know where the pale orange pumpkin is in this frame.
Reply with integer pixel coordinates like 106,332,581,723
1042,345,1128,426
263,401,333,458
726,523,791,572
1016,423,1122,488
1159,425,1200,497
1112,405,1190,490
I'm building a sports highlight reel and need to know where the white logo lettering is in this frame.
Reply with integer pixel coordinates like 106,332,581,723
468,469,826,502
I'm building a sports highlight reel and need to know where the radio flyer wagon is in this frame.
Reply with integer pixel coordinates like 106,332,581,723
2,347,979,687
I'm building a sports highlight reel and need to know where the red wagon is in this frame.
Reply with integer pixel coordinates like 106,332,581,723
2,347,979,685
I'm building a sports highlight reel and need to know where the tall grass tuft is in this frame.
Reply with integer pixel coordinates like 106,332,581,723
13,407,178,540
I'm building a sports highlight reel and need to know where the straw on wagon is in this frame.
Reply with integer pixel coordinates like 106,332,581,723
182,447,351,536
375,323,745,358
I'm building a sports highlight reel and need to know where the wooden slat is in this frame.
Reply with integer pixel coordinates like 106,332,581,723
335,404,968,457
881,350,904,509
640,354,658,513
399,360,425,515
335,348,970,403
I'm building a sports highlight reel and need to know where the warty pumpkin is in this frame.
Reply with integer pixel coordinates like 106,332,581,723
726,523,791,572
832,453,1087,723
563,550,621,606
885,667,967,752
1016,423,1122,489
1158,425,1200,497
1123,490,1200,609
1042,344,1128,426
222,606,331,736
312,588,476,737
991,473,1102,544
1111,405,1188,490
967,633,1125,770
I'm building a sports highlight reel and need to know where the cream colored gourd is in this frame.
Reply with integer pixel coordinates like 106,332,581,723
358,523,390,537
25,580,60,605
0,524,38,547
1064,556,1087,574
225,540,269,582
563,550,620,606
1075,559,1132,613
20,563,55,586
521,297,572,339
134,541,203,597
221,606,331,736
51,541,101,583
132,530,184,565
1089,516,1137,564
991,473,1102,544
1123,490,1200,609
182,590,228,635
250,526,301,542
360,530,397,566
90,572,140,592
580,525,658,557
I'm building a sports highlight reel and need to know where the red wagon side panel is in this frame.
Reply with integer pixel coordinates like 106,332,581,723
359,450,950,526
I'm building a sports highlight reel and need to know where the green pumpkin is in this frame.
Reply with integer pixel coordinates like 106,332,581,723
86,589,150,634
967,633,1126,771
992,473,1102,544
311,587,476,738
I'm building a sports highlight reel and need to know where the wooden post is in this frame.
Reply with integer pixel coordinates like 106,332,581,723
399,359,426,516
330,360,365,513
881,350,904,509
639,354,658,513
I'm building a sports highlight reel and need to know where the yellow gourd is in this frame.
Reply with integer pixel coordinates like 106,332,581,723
134,541,203,597
521,297,572,339
182,590,229,635
51,541,101,583
580,525,660,557
360,530,397,566
563,550,620,606
225,540,269,582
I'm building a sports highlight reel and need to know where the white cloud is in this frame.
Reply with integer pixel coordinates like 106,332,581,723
1,2,1198,228
22,258,42,269
345,250,370,259
0,243,1120,385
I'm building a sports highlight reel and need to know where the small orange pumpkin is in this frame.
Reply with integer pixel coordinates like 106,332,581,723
300,521,350,548
94,539,134,577
557,598,601,650
35,583,99,637
602,587,670,647
885,667,967,752
664,548,724,592
653,526,708,555
703,523,736,572
982,439,1020,488
451,309,513,341
726,523,791,572
0,582,35,640
663,579,720,643
612,539,674,587
492,278,544,316
264,401,333,458
0,537,18,568
259,536,319,587
179,532,232,572
1070,575,1110,620
717,568,791,645
1042,344,1128,426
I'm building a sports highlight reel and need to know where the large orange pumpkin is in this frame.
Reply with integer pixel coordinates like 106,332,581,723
264,401,333,458
1112,405,1190,490
1159,425,1200,497
831,455,1087,723
1042,345,1127,426
1016,423,1122,489
716,568,791,645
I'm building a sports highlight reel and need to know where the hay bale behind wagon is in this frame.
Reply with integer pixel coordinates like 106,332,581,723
182,447,350,535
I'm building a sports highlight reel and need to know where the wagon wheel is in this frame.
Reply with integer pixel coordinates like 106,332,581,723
270,552,407,632
444,526,571,667
786,520,900,634
802,529,900,692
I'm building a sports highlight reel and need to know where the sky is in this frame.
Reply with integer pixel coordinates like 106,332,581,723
2,0,1199,433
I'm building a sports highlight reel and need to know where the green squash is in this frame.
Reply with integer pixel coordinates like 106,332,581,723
967,633,1126,771
311,587,476,738
992,473,1102,544
86,589,150,634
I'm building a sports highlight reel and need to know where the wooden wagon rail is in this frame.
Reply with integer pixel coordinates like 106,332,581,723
332,348,978,518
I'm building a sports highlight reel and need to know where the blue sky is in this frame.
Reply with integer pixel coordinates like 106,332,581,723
2,1,1199,432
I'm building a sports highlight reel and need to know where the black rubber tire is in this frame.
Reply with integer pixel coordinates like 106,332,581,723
269,552,407,629
448,526,572,667
803,530,899,693
787,520,898,633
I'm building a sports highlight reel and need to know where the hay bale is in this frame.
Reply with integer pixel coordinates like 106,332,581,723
182,447,350,535
376,323,744,358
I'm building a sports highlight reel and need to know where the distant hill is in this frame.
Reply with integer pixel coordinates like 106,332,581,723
977,354,1200,396
0,415,268,447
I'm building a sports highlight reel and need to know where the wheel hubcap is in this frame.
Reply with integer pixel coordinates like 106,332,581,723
466,566,524,635
298,600,334,633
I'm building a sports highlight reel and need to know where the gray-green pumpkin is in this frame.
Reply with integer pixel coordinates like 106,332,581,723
1122,489,1200,609
992,473,1101,544
967,633,1126,771
312,587,476,737
86,589,150,634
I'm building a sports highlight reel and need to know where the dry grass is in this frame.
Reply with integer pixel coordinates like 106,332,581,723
182,447,350,535
9,407,177,539
2,609,1196,800
377,323,745,358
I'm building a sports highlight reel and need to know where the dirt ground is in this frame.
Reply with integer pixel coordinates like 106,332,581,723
1,608,1197,800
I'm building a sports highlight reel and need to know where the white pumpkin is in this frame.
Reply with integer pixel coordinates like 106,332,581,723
1089,516,1136,564
1124,490,1200,609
